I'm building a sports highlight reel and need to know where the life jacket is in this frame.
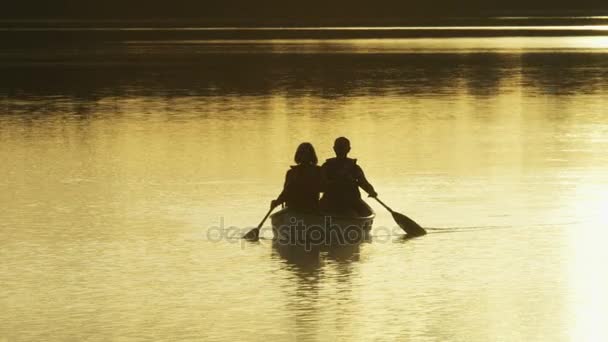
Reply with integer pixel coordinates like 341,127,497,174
282,164,322,212
321,158,362,209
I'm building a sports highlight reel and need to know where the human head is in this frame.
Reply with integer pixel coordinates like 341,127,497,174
294,142,318,165
333,137,351,158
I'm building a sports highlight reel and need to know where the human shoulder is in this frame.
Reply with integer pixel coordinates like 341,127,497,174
310,165,322,177
289,164,320,173
350,158,363,169
286,166,298,177
322,158,336,168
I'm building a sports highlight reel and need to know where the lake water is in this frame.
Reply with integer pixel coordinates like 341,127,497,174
1,23,608,341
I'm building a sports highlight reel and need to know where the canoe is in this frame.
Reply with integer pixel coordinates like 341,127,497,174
270,201,375,247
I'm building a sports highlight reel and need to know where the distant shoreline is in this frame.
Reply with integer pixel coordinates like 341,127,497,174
2,26,608,44
3,16,608,44
2,13,608,29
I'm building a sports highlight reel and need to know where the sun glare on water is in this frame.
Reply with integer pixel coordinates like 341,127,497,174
569,182,608,341
578,36,608,49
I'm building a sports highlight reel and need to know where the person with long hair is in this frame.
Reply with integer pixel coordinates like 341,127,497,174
271,142,323,212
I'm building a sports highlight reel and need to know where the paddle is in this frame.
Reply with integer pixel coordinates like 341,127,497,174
242,205,276,241
373,197,427,237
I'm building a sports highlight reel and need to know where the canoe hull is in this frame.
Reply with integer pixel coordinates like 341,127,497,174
270,205,375,246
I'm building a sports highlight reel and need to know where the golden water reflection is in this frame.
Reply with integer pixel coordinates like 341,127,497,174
1,38,608,341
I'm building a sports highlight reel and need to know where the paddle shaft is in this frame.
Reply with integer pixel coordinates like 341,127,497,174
256,207,275,230
373,197,394,213
243,205,277,240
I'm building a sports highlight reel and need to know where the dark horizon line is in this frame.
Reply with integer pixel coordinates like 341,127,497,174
2,12,608,29
3,3,608,21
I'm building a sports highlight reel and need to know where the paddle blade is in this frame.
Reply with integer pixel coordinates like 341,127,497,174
243,206,275,241
242,228,260,241
392,211,427,237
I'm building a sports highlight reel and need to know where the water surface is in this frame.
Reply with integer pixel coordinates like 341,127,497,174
1,25,608,341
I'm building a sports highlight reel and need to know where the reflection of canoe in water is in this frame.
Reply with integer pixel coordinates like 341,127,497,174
270,201,375,246
271,240,362,271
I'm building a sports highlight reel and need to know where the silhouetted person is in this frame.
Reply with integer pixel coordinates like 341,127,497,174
272,143,323,212
320,137,377,216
